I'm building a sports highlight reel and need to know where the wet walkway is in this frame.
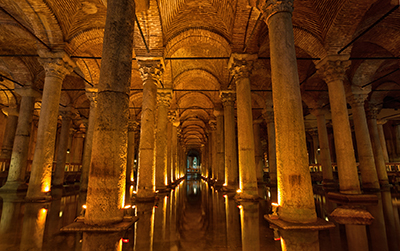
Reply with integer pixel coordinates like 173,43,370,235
0,178,400,250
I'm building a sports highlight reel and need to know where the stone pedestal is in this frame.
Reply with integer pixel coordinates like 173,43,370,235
0,87,40,192
155,89,172,192
220,91,238,191
53,107,73,187
84,0,134,225
229,53,259,200
26,52,75,200
80,89,97,192
348,93,380,190
263,0,316,222
316,55,361,195
136,59,164,201
0,106,19,159
310,108,334,185
366,104,389,187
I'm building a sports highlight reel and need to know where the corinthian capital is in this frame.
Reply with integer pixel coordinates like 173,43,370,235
316,55,351,84
128,120,140,132
38,51,75,79
228,53,257,80
220,91,236,107
262,0,294,23
347,94,368,108
157,89,172,106
137,58,164,87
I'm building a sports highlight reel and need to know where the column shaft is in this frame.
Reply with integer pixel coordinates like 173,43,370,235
349,95,380,190
317,56,361,194
1,89,38,192
80,91,97,192
215,111,225,185
264,111,277,185
314,111,334,184
253,120,264,183
53,110,72,187
377,121,389,163
264,1,316,222
136,59,163,200
221,91,238,190
84,0,134,224
26,53,75,200
0,107,19,159
155,90,171,191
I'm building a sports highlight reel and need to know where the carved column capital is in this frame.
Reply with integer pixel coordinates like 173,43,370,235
157,89,172,107
316,55,351,84
14,86,41,99
59,107,74,120
262,0,294,24
137,59,164,87
348,93,368,108
366,103,382,120
228,53,257,80
38,51,75,79
209,120,217,131
253,119,263,125
262,110,274,123
220,91,236,107
309,108,329,117
128,120,140,132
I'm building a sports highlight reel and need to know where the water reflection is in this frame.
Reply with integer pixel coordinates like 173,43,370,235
0,179,400,250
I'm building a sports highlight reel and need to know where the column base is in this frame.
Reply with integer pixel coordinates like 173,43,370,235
330,206,374,225
326,192,378,205
264,214,335,230
61,216,138,232
0,181,28,193
234,192,260,202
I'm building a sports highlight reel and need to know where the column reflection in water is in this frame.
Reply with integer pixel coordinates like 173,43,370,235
134,202,155,251
225,194,241,251
392,197,400,249
279,229,319,251
82,232,123,251
381,189,399,251
0,196,23,250
153,194,169,250
43,188,64,250
239,202,260,251
20,203,48,251
366,192,389,251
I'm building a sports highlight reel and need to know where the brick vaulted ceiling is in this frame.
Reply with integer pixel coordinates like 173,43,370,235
0,0,400,150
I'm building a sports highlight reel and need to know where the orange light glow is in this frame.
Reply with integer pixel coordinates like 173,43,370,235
124,205,132,209
122,238,129,243
271,202,280,207
223,183,227,186
237,205,243,209
82,204,87,209
236,189,242,193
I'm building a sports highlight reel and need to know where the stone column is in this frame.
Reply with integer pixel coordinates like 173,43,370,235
229,54,259,199
167,110,177,183
155,89,172,192
263,110,277,185
220,91,238,191
126,120,139,189
52,107,73,187
79,89,97,192
136,58,163,200
170,116,179,183
26,52,75,200
209,120,217,182
253,120,264,183
214,108,225,186
366,104,389,187
263,0,316,222
310,130,319,164
347,93,380,190
0,106,19,159
316,55,361,194
0,87,40,192
377,120,389,163
84,0,135,225
72,125,85,165
310,108,334,185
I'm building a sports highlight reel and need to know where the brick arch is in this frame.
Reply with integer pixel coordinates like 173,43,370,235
370,81,400,104
165,29,231,58
173,69,221,90
12,0,64,47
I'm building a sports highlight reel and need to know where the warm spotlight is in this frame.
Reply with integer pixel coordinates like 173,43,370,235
82,204,87,209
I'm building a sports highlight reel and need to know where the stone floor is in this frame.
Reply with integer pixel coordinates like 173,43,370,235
0,178,399,251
